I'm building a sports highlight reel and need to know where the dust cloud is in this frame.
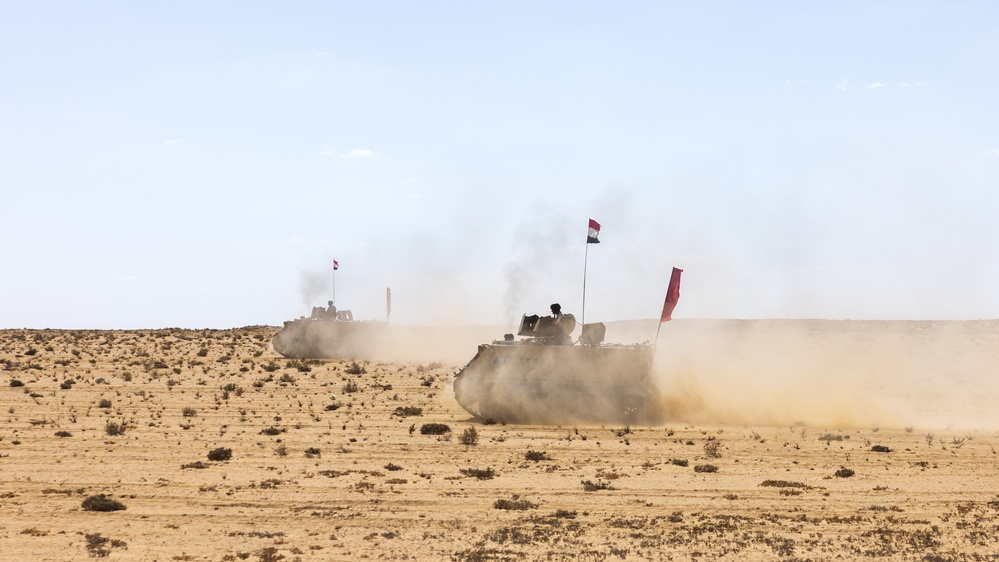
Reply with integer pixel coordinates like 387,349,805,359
648,319,999,430
272,320,507,365
272,315,999,431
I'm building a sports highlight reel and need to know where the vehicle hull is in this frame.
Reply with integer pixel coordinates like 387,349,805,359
453,342,657,424
271,319,389,359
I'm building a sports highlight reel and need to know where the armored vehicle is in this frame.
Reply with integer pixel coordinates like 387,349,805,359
452,313,657,424
271,306,388,359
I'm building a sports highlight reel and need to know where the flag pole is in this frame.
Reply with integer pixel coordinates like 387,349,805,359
331,263,336,307
654,302,664,345
581,219,600,332
386,287,391,322
581,241,589,328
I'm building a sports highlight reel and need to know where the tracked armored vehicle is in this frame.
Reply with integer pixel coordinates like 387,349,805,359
271,307,388,359
452,313,658,424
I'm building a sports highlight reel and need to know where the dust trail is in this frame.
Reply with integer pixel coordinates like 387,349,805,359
271,317,999,430
647,319,999,430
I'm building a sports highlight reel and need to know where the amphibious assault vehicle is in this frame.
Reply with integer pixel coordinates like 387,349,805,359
452,313,657,424
271,306,388,359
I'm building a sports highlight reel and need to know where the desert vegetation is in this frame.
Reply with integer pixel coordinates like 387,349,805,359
2,325,999,561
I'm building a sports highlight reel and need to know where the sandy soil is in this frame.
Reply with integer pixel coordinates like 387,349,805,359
2,322,999,561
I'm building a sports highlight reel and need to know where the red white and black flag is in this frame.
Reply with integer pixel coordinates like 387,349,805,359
660,267,683,322
333,259,339,271
587,219,601,244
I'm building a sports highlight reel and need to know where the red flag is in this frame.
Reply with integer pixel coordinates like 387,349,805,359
333,259,339,270
586,219,601,244
660,267,682,322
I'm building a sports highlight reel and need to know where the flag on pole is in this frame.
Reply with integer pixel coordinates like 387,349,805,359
333,259,339,270
660,267,683,322
587,219,601,244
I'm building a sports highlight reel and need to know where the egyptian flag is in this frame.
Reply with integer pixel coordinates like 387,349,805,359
660,267,683,322
587,219,601,244
333,259,339,270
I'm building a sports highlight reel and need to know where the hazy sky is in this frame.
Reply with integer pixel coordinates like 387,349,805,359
2,1,997,329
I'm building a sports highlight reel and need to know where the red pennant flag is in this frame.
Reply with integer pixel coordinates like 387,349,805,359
660,267,683,322
333,259,339,270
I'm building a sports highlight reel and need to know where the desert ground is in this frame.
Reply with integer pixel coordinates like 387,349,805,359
2,320,999,561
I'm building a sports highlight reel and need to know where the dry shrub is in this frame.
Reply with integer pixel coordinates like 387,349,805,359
460,467,496,480
208,447,232,461
704,438,721,458
459,427,479,446
85,532,127,557
420,423,450,435
525,450,551,462
393,406,423,417
104,420,127,436
760,480,813,490
835,467,855,478
255,547,284,562
494,496,537,511
82,494,126,512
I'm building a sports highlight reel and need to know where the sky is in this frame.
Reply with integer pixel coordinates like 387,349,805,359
1,1,998,329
